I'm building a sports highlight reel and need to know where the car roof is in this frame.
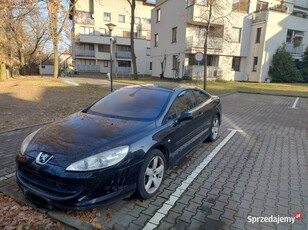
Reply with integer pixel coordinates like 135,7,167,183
122,83,200,93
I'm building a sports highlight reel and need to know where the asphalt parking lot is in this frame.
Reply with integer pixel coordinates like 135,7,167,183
0,92,307,230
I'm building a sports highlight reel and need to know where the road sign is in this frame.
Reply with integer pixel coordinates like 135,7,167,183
194,52,204,62
194,66,203,73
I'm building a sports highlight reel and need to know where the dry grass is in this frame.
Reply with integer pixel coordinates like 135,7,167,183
0,76,108,132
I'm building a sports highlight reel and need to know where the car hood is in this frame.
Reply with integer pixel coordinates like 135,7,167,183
26,112,154,167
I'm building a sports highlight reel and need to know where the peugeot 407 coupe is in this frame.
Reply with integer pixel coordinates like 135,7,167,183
16,84,222,210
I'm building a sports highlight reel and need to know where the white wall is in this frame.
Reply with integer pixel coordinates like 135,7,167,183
151,0,187,78
39,65,54,75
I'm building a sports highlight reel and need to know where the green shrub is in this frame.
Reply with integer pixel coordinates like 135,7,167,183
268,44,302,82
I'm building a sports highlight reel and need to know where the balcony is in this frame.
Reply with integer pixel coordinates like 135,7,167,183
285,43,305,55
186,36,223,51
252,10,268,23
185,66,223,79
116,51,132,59
116,67,132,74
75,11,94,25
137,23,151,32
78,34,110,44
77,64,100,72
186,4,224,25
75,49,95,57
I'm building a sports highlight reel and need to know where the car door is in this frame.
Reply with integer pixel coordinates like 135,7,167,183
161,90,200,163
192,89,213,136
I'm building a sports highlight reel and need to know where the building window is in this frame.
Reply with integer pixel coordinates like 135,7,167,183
89,0,94,12
80,26,94,35
104,60,109,67
146,47,150,56
256,27,261,43
256,0,268,11
253,57,258,71
135,17,141,24
232,27,242,43
117,45,131,52
154,33,158,47
232,0,249,13
143,18,151,24
156,9,160,22
118,14,125,23
88,44,94,50
172,27,177,43
98,44,110,52
172,55,178,70
232,57,241,71
118,61,131,67
196,0,207,5
104,12,111,22
150,62,152,70
99,28,106,35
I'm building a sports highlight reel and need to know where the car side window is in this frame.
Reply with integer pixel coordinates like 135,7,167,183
174,90,196,114
193,89,210,106
163,90,196,124
164,104,177,123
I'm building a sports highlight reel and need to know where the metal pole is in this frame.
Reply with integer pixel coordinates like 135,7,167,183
110,35,113,92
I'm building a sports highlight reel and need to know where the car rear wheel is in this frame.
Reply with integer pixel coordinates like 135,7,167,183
207,114,220,142
137,149,165,199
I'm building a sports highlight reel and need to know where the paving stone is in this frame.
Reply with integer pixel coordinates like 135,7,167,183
177,210,195,224
187,219,205,230
231,216,247,229
170,219,189,230
156,221,173,230
141,204,160,216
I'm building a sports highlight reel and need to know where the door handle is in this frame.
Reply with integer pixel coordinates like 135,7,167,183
198,112,204,116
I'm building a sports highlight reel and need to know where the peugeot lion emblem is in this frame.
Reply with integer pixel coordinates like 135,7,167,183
36,152,53,165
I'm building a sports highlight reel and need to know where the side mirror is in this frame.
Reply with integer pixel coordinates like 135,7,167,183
177,112,193,123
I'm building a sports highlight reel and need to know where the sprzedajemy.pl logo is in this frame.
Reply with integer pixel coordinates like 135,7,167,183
247,212,302,224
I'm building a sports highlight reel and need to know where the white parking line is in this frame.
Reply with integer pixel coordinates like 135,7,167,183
143,129,238,230
0,172,15,182
290,97,299,109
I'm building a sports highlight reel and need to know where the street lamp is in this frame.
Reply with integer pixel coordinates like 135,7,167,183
106,23,116,92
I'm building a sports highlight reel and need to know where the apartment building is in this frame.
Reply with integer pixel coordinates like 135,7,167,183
151,0,308,82
71,0,154,75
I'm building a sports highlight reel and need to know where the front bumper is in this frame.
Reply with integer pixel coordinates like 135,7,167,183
16,159,141,210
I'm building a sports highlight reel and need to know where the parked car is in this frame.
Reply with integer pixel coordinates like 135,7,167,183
16,84,222,210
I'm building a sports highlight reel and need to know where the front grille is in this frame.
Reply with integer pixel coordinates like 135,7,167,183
17,166,83,200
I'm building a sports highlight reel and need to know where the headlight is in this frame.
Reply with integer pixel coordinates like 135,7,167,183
20,128,41,155
66,146,129,171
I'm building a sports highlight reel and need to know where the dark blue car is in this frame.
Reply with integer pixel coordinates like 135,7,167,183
16,84,222,210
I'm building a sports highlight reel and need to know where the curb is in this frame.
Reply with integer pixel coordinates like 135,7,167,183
237,90,308,98
0,122,50,135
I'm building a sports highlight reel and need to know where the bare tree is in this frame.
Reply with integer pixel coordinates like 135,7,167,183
43,0,77,78
199,0,231,90
0,1,37,76
127,0,138,79
0,0,48,77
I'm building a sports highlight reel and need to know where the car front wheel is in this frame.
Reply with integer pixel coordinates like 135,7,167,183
207,114,220,142
137,149,165,199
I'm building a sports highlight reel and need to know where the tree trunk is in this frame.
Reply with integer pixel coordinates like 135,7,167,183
130,0,138,80
18,48,25,75
0,64,6,81
203,3,213,90
53,42,59,78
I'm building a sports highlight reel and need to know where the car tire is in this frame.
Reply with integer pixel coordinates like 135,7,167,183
207,114,220,142
136,149,165,200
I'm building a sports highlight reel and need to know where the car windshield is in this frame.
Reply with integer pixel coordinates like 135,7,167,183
88,87,171,120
